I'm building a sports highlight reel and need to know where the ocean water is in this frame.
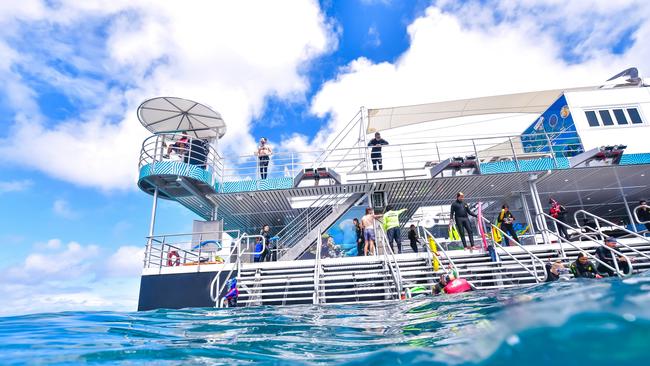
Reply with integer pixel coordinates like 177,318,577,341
2,273,650,365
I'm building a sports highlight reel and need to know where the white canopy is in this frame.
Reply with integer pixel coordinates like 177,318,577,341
366,86,597,133
137,97,227,139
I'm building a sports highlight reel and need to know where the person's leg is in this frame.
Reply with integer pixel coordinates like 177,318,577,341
394,228,402,253
455,219,468,248
462,219,475,247
620,261,631,275
378,157,383,170
371,157,378,171
597,263,614,277
505,225,519,244
260,158,269,179
410,240,418,253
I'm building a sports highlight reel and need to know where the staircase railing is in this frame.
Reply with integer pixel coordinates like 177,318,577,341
312,227,323,305
479,216,547,283
275,191,362,259
210,234,266,308
375,224,403,299
417,226,461,277
536,213,631,277
573,209,650,263
633,205,650,227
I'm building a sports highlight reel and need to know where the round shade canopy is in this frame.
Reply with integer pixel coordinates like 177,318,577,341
137,97,226,139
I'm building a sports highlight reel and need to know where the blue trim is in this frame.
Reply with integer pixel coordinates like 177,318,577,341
139,161,213,186
480,157,569,174
217,177,294,193
620,153,650,165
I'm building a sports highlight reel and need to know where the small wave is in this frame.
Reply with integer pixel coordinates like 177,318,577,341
2,272,649,365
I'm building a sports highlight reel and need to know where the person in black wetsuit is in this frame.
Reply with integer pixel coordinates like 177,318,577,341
259,224,274,262
497,204,519,245
408,224,419,253
368,132,388,171
595,237,632,276
353,218,365,256
549,198,570,240
449,192,477,250
570,253,602,279
545,260,569,282
638,200,650,232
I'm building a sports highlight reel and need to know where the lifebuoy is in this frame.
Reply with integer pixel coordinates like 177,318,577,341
167,250,180,266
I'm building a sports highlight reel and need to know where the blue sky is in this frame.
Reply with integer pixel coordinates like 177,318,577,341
1,0,649,315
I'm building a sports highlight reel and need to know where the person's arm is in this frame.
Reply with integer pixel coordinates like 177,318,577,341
267,146,273,155
368,139,374,147
449,204,455,223
466,204,478,217
381,138,388,145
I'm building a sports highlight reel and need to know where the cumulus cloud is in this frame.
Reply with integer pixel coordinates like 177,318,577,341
0,238,145,315
306,1,650,149
52,198,79,219
0,0,335,190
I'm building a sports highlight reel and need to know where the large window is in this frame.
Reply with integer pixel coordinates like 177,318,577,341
584,106,645,128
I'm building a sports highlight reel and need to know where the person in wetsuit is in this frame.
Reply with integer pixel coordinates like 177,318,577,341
259,224,274,262
595,237,632,276
368,132,388,171
353,218,365,256
497,204,519,245
449,192,477,250
569,253,602,279
638,199,650,232
545,260,569,282
549,198,570,240
408,224,419,253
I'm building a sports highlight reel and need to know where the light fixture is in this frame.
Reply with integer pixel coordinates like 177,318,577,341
587,197,591,200
490,184,494,187
564,179,569,182
642,174,646,177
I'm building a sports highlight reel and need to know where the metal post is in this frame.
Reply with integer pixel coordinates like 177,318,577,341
471,139,481,172
528,175,549,245
146,187,159,268
399,146,406,180
545,133,558,168
509,137,520,171
520,193,535,235
614,169,637,232
360,106,371,181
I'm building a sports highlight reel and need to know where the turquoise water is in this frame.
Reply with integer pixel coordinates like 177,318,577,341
2,273,650,365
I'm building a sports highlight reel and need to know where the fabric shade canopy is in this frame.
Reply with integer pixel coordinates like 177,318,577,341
366,86,597,133
137,96,227,139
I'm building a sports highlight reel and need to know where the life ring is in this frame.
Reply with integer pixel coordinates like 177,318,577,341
167,250,180,266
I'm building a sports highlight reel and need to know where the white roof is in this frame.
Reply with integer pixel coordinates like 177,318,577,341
366,86,597,133
137,97,226,139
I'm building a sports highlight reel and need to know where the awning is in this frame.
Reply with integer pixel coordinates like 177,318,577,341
137,96,227,139
366,86,597,133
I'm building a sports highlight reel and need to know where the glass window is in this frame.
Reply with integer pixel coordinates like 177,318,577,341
613,109,628,125
627,108,643,124
585,111,599,127
599,110,614,126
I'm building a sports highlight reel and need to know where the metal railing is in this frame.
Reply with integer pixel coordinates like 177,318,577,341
210,234,266,308
139,133,224,185
479,216,547,283
375,224,403,298
634,205,650,226
312,227,323,304
144,230,241,269
214,132,583,184
537,213,631,277
573,210,650,263
417,226,462,278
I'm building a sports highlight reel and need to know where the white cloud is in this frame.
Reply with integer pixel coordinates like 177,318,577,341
0,240,143,315
307,1,650,149
0,0,336,190
0,179,32,194
52,198,79,219
367,26,381,47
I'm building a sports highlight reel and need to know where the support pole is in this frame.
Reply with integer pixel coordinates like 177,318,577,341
528,174,549,245
145,187,159,268
520,193,535,235
614,169,637,232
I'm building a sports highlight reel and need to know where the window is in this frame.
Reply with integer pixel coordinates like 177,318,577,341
585,111,599,127
613,109,628,125
627,108,643,124
599,110,614,126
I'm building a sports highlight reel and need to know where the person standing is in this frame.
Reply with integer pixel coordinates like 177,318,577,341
353,218,365,256
361,207,383,255
259,224,274,262
637,199,650,232
256,137,272,179
449,192,477,250
549,198,570,240
367,132,388,171
383,205,407,253
497,204,519,245
408,224,419,253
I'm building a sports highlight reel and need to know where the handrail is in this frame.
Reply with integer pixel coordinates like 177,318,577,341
536,213,632,277
479,216,547,283
573,209,650,263
375,223,402,298
417,226,459,277
634,205,650,225
312,226,323,304
210,234,266,307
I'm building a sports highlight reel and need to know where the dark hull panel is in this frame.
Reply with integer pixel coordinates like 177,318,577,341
138,271,229,311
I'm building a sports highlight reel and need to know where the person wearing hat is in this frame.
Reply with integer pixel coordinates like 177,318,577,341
449,192,478,250
595,237,631,276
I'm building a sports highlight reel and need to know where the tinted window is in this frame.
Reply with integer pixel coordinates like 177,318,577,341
585,111,599,127
599,110,614,126
613,109,628,124
627,108,643,124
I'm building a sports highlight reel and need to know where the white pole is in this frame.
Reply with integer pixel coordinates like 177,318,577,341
145,187,159,267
